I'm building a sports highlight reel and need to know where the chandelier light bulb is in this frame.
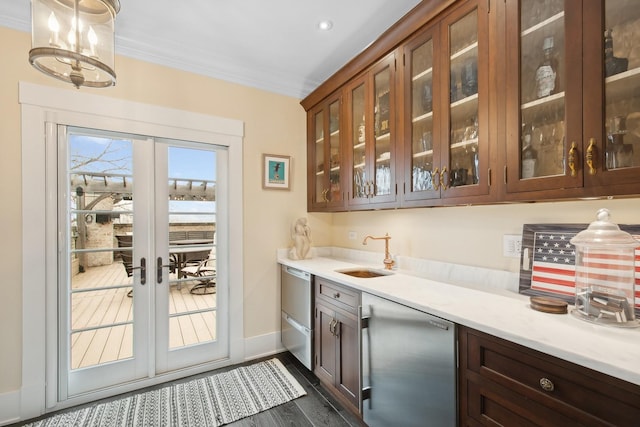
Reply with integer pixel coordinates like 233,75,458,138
47,11,60,45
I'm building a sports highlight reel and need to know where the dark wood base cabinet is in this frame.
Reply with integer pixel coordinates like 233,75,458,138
314,277,361,412
458,326,640,427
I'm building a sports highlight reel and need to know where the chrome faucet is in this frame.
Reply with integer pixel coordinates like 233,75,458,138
362,233,394,270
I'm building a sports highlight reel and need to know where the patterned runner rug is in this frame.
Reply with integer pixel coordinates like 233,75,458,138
26,358,307,427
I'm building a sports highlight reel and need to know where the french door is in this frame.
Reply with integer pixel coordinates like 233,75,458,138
60,126,228,398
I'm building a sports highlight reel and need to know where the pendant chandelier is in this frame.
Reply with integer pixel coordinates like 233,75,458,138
29,0,120,88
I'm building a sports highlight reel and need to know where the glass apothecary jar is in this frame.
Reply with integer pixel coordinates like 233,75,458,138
570,209,640,327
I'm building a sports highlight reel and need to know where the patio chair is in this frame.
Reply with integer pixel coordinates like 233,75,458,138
181,248,216,295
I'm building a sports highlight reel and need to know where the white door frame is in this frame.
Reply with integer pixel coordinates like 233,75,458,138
20,82,245,419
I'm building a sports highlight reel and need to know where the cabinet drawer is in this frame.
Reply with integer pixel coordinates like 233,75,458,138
460,326,640,426
315,277,359,313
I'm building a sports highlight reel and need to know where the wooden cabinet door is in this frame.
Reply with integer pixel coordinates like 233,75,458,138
335,309,360,408
504,0,584,197
346,53,398,210
314,302,337,385
401,23,443,206
438,0,492,203
307,93,344,211
581,0,640,193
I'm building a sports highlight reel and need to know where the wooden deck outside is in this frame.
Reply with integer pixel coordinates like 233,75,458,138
70,262,216,369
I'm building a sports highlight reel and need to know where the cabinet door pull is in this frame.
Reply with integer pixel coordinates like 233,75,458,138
432,168,441,191
586,138,597,175
440,166,449,190
539,377,555,392
329,318,337,336
568,141,578,177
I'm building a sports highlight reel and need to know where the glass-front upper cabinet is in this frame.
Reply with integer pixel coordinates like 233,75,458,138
402,25,441,204
506,0,640,195
584,0,640,189
505,0,575,193
439,0,490,201
348,53,397,209
307,93,344,211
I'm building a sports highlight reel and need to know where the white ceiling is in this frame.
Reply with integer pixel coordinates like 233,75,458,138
0,0,422,99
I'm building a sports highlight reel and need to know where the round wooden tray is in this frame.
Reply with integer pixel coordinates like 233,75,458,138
530,296,568,314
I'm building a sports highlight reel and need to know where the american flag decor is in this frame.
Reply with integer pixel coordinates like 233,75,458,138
529,231,640,313
530,232,578,297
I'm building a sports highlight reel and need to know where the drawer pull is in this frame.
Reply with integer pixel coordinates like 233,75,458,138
333,292,340,299
539,377,555,392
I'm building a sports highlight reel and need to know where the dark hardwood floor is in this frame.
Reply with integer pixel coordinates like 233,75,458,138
11,352,363,427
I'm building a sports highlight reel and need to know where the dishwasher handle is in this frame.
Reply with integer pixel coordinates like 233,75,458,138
284,266,310,281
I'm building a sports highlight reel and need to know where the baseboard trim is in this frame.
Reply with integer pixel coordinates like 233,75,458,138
0,389,20,426
243,331,285,361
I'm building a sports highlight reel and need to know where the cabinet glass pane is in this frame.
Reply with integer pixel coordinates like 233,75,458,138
519,0,566,179
314,111,325,202
374,67,392,196
352,84,366,198
411,38,435,192
328,100,341,202
604,0,640,171
449,9,479,187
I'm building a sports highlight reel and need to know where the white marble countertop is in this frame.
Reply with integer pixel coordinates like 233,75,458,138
278,249,640,387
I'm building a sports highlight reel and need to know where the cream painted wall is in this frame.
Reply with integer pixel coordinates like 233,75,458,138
0,27,326,394
331,198,640,272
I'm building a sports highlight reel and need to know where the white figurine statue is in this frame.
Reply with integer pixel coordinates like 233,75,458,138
290,217,312,260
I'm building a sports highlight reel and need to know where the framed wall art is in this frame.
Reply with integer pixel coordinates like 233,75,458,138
262,154,290,190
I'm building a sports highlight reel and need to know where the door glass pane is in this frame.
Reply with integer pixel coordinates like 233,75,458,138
411,37,435,192
328,100,341,202
314,111,325,202
167,147,217,349
68,132,134,369
520,0,566,179
374,67,392,195
604,0,640,171
352,83,366,198
449,9,480,187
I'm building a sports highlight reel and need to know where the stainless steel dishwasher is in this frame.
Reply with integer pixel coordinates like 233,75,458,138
361,293,457,427
281,265,313,370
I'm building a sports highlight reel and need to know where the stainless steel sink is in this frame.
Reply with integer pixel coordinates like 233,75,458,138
336,268,393,278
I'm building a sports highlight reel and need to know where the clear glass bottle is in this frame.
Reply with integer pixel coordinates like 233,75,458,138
358,115,366,143
604,29,628,78
521,123,537,179
535,36,558,98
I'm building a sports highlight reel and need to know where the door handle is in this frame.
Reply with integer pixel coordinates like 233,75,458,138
157,257,173,283
130,257,146,285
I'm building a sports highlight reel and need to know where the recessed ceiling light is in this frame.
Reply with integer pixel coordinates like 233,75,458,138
318,20,333,31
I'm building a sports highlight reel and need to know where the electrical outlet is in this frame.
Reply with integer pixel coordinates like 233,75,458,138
348,231,357,240
503,234,522,258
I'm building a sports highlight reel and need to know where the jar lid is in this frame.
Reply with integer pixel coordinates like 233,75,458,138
570,208,640,248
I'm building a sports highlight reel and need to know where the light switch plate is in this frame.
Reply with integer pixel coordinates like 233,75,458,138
503,234,522,258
